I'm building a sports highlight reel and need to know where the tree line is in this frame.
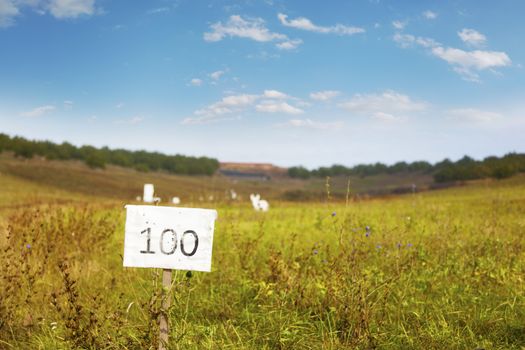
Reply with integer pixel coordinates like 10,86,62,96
288,153,525,183
2,133,523,181
0,133,219,175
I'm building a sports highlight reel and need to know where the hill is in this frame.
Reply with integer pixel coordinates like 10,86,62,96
0,153,442,204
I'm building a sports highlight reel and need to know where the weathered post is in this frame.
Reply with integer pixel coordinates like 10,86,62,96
158,269,172,350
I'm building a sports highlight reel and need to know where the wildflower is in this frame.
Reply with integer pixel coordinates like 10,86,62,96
397,242,402,249
376,244,382,250
26,244,31,249
331,212,336,217
313,249,319,255
407,243,413,248
365,226,371,237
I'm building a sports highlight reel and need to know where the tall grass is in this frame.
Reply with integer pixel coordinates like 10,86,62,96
0,180,524,349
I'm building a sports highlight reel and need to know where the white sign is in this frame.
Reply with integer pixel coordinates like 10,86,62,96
123,205,217,272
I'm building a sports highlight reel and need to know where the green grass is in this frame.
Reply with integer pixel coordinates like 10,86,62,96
0,158,524,349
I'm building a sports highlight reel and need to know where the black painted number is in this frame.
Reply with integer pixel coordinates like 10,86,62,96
181,230,199,256
140,228,199,256
160,229,177,255
140,228,155,254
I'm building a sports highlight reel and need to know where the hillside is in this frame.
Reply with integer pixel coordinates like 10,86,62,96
0,154,443,204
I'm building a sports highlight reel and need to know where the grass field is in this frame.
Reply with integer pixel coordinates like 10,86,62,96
0,157,524,349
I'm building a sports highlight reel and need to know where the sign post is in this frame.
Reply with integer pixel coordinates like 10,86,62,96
158,269,171,350
123,205,217,349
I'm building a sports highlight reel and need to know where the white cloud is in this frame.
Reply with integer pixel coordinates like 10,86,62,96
182,114,239,125
20,105,56,117
188,93,259,123
277,118,343,130
394,30,511,82
431,46,511,81
393,33,414,48
210,70,225,80
295,100,312,108
147,7,169,15
129,116,144,124
393,33,440,48
1,0,98,27
184,90,305,124
276,38,302,50
309,90,340,101
0,0,19,27
204,15,286,43
219,94,259,107
115,116,144,124
255,100,303,114
340,90,426,120
277,13,364,35
193,106,232,117
63,100,73,110
423,10,437,19
190,78,203,86
447,108,502,122
47,0,95,19
392,20,407,30
449,67,480,83
458,28,486,47
371,112,402,122
263,89,288,99
412,36,439,48
115,102,124,108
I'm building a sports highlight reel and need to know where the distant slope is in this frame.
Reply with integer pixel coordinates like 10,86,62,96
0,155,226,200
2,153,525,208
0,154,440,203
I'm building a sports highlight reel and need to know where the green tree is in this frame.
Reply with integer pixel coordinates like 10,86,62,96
288,166,311,179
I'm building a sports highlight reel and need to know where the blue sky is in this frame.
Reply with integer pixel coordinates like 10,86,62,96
0,0,524,168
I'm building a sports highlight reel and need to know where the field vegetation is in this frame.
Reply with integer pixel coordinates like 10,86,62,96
0,156,524,349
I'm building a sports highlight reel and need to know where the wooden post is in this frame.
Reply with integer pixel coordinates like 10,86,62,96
158,268,172,350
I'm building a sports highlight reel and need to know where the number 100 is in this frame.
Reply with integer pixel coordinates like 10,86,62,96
140,228,199,256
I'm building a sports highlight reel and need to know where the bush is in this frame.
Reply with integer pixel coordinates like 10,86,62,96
288,166,311,179
85,153,106,169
